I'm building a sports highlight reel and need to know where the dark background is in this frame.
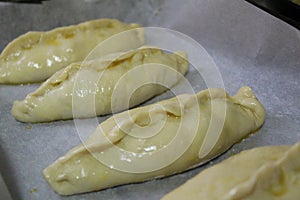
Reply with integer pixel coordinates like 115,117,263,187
246,0,300,29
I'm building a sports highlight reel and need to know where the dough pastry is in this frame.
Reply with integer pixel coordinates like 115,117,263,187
43,86,265,195
162,141,300,200
0,19,143,84
12,47,188,122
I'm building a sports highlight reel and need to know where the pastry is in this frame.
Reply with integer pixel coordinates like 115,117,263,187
162,141,300,200
0,19,143,84
12,47,188,122
43,86,266,195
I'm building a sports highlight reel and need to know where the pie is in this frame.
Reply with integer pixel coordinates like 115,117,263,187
43,86,266,195
162,141,300,200
12,47,188,122
0,19,143,84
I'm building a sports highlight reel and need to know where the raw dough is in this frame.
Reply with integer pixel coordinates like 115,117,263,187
0,19,143,84
43,86,266,195
162,141,300,200
12,47,188,122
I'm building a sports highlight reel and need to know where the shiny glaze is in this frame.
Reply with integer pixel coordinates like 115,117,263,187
12,48,189,122
163,141,300,200
43,86,266,195
0,19,142,84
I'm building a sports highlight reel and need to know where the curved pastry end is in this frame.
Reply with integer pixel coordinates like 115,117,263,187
11,100,32,123
233,86,266,128
42,159,80,196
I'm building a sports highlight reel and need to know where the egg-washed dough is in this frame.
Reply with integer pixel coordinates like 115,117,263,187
43,86,266,195
162,141,300,200
12,47,188,123
0,19,143,84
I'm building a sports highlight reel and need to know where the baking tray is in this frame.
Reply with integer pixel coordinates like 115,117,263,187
0,0,299,199
246,0,300,29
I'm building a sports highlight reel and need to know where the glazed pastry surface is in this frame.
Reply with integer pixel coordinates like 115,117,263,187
162,141,300,200
12,48,188,122
0,19,143,84
43,86,266,195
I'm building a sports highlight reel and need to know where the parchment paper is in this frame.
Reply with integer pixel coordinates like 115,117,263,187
0,0,299,199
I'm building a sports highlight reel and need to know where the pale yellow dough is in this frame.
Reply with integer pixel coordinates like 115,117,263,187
0,19,143,84
43,86,265,195
162,141,300,200
12,47,188,123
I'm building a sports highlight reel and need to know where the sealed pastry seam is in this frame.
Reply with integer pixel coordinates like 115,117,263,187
1,18,141,59
223,142,300,200
11,47,189,122
0,18,144,84
43,86,265,195
162,141,300,200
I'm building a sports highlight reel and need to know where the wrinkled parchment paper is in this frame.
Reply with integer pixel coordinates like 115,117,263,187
0,0,299,199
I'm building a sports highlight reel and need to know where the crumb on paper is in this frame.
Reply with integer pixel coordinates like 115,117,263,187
29,188,37,193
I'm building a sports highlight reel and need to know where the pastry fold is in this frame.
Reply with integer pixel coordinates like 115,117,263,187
12,47,188,122
162,141,300,200
43,86,265,195
0,19,143,84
